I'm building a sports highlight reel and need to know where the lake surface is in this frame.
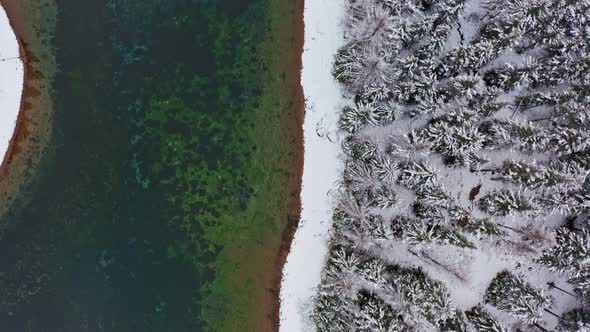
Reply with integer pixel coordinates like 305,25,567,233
0,0,281,330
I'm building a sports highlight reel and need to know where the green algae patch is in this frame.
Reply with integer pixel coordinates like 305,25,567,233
127,1,303,331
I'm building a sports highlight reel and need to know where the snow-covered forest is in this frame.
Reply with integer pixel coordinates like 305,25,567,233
312,0,590,330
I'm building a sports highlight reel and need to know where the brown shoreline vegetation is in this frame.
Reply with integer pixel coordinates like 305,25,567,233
229,0,306,329
226,0,306,330
0,0,54,224
272,0,305,329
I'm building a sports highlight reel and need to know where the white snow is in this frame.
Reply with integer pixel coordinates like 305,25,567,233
279,0,347,331
0,3,24,165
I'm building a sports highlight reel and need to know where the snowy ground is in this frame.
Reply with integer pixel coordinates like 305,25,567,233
307,0,589,330
0,4,23,165
279,0,347,331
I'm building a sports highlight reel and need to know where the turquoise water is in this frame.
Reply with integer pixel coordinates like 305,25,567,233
0,1,267,330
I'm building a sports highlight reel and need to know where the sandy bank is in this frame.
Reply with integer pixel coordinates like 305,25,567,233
279,0,346,330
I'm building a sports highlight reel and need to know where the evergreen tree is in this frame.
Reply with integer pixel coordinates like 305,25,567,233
417,120,486,162
369,185,398,209
372,155,399,184
346,1,398,52
358,258,388,286
502,121,550,152
344,138,379,162
538,228,590,274
494,160,579,189
366,214,388,240
440,311,468,332
536,191,580,215
354,290,412,332
390,217,476,249
558,307,590,332
333,45,364,85
478,189,538,216
416,183,452,209
339,102,380,133
568,266,590,304
398,161,438,190
390,267,463,329
344,160,378,194
465,306,508,332
484,271,551,324
313,293,353,332
463,218,504,239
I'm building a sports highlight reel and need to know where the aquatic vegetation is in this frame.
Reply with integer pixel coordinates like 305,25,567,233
108,0,302,330
0,0,301,330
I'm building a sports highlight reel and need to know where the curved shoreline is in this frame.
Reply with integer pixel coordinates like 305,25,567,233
0,0,55,223
279,0,347,330
272,0,305,329
0,2,24,173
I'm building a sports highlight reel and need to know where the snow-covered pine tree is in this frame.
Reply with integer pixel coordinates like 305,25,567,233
390,266,464,329
416,116,486,165
465,306,508,332
344,160,378,195
493,160,578,189
538,228,590,274
484,271,551,324
568,266,590,304
478,189,538,217
372,155,399,184
390,216,475,248
321,247,363,302
368,185,398,209
337,191,370,222
335,1,399,93
345,1,398,52
344,137,379,163
500,121,550,152
358,258,388,287
416,183,452,209
558,307,590,332
398,161,438,190
354,290,411,332
365,214,388,240
339,102,380,133
440,311,468,332
536,191,581,215
462,218,504,239
313,293,352,332
333,46,364,85
548,126,590,154
537,227,590,302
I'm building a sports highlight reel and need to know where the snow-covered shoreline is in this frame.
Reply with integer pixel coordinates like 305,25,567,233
279,0,346,331
0,3,24,166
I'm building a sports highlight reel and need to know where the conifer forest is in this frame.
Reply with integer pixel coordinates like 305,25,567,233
312,0,590,330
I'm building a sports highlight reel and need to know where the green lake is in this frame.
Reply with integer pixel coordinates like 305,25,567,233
0,0,302,330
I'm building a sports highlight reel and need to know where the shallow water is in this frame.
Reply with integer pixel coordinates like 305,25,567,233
0,0,268,330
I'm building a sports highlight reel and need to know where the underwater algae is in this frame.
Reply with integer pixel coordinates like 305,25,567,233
0,0,302,331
